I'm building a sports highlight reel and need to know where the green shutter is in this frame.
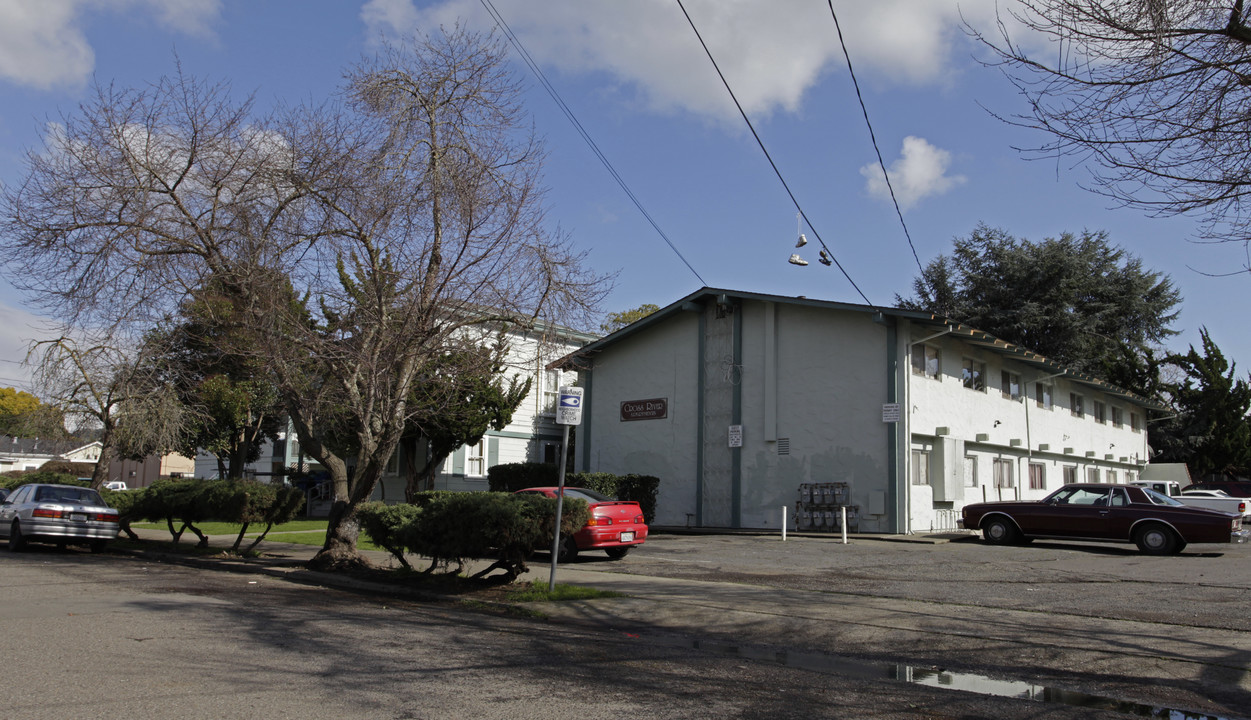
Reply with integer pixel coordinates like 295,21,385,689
487,437,499,468
452,447,466,475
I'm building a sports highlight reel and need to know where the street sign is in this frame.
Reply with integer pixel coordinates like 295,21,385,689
556,386,583,425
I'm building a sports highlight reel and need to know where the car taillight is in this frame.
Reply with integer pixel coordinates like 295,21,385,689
586,516,613,526
94,512,118,522
634,514,645,524
1239,502,1247,513
32,508,64,519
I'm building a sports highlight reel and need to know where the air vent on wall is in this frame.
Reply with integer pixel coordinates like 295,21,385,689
778,438,790,455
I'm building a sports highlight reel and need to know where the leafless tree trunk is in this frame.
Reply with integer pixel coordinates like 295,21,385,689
972,0,1251,263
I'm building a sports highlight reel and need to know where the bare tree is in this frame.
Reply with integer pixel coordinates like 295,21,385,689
1,29,608,569
30,335,188,488
973,1,1251,263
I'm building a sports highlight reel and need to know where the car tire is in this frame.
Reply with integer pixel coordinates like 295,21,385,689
8,521,27,552
605,546,632,560
1134,524,1179,555
556,535,579,563
981,517,1019,545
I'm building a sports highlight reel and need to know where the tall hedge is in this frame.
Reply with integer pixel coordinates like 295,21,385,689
486,463,659,524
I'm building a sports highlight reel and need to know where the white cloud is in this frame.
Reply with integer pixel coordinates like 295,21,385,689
859,136,965,209
0,0,221,90
372,0,1007,122
0,300,55,393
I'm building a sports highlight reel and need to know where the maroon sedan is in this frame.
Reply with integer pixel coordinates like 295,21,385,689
515,487,648,561
960,483,1248,555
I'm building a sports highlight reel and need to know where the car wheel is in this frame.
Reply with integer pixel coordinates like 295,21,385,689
8,521,26,552
556,535,579,563
981,517,1019,545
605,546,632,560
1134,524,1179,555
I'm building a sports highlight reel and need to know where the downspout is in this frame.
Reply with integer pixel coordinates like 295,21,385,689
696,307,707,527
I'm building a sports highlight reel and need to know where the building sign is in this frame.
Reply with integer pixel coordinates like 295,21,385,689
728,424,743,447
621,398,668,421
881,403,901,423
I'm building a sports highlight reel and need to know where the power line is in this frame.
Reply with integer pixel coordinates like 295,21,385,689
675,0,871,305
826,0,924,275
479,0,707,286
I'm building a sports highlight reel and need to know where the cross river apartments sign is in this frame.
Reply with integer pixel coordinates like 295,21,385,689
620,397,668,421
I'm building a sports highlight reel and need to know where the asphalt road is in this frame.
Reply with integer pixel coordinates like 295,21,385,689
1,533,1249,719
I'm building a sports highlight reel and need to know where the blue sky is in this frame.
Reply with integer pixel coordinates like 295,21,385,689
1,0,1246,394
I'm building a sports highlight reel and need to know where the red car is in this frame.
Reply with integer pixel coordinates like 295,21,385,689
960,483,1248,555
515,487,648,561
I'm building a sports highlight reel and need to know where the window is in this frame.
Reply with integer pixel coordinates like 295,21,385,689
466,439,485,476
993,459,1014,489
911,450,931,486
964,455,978,488
1001,371,1021,400
962,358,986,391
1105,469,1118,484
1029,462,1045,490
1111,407,1123,428
542,441,561,464
1035,383,1053,410
911,344,939,379
1070,393,1084,418
541,369,560,414
1131,412,1142,433
1086,467,1100,483
1063,466,1078,485
1093,401,1107,424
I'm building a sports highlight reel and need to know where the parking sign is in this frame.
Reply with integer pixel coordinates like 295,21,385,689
556,386,583,425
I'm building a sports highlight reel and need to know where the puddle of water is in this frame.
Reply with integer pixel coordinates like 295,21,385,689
688,640,1239,720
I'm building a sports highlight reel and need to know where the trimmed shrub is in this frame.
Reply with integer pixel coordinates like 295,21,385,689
567,472,660,524
1,471,87,490
356,501,424,569
125,479,304,549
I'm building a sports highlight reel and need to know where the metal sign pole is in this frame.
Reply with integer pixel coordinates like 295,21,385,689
548,385,582,592
548,422,571,591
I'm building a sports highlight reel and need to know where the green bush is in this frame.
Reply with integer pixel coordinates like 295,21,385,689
357,501,424,569
487,462,558,492
486,463,660,525
125,479,305,549
1,471,87,490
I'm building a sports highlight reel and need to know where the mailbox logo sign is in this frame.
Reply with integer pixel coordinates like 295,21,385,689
556,386,583,425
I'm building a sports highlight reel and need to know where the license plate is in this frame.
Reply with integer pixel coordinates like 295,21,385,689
620,531,634,542
70,513,87,522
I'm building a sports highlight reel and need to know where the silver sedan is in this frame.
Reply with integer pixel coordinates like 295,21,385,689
0,483,119,552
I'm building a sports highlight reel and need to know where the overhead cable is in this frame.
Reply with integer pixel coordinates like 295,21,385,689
675,0,871,305
827,0,924,275
480,0,707,286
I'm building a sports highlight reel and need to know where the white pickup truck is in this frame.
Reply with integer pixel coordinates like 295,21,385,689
1130,480,1250,518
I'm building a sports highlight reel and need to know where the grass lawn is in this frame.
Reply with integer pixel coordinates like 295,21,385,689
131,519,330,535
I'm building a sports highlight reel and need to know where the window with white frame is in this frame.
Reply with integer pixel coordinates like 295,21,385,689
962,358,986,391
1086,467,1100,483
911,344,940,379
1111,407,1123,428
993,459,1013,488
465,439,486,476
964,455,978,487
1063,466,1077,485
1029,462,1045,490
1093,401,1107,424
1105,469,1118,484
1131,412,1142,433
1035,382,1053,410
1001,371,1021,400
541,368,560,415
1070,393,1084,418
911,449,931,486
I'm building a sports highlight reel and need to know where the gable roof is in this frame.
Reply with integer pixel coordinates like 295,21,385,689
554,287,1167,412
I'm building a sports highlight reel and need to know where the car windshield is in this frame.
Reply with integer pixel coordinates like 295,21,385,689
33,486,105,506
1141,488,1184,506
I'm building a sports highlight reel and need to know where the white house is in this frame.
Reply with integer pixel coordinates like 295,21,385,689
551,288,1163,534
0,435,102,474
